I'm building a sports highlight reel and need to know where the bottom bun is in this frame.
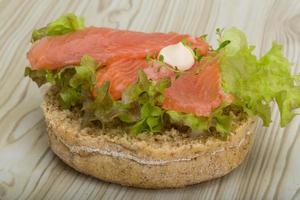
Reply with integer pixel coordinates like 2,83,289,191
42,89,256,188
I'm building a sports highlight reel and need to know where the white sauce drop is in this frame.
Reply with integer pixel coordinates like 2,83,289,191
159,42,195,71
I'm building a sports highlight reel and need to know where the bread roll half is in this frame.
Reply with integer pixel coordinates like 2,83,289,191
42,89,256,188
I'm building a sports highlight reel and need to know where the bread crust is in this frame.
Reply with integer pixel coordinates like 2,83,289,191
42,90,256,188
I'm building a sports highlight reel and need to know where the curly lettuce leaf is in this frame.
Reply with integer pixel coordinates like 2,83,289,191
122,70,171,105
220,27,300,126
24,67,54,86
121,70,171,134
167,104,234,138
130,103,164,134
83,81,116,124
32,13,84,42
167,111,208,132
25,55,99,108
212,106,233,138
79,80,137,127
80,70,169,132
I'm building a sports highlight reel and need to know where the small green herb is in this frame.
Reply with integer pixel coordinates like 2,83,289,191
199,34,208,40
193,48,203,61
158,54,164,62
175,71,181,79
151,51,157,58
145,53,150,61
217,40,231,51
216,28,224,38
181,37,193,47
181,37,187,45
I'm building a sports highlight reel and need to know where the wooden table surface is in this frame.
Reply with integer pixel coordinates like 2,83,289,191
0,0,300,199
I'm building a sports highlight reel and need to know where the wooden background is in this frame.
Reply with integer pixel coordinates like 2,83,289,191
0,0,300,199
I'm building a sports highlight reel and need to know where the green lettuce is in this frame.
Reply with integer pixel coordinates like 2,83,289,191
167,111,208,133
25,55,99,108
166,104,234,138
32,13,84,42
219,28,300,127
130,103,164,133
121,71,171,134
79,70,170,132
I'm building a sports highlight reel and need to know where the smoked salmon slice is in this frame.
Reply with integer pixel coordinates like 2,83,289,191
96,59,149,100
162,60,224,117
28,27,208,70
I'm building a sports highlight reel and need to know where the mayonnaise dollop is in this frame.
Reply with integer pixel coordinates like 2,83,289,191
159,42,195,71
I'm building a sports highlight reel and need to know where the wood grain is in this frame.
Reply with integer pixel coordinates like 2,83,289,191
0,0,299,199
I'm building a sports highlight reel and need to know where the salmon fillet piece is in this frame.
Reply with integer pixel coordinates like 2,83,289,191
96,59,150,100
28,27,208,70
162,60,224,117
143,62,176,81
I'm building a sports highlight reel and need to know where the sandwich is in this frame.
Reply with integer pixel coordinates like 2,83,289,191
25,13,300,188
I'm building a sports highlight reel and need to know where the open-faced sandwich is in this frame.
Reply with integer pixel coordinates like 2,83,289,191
25,14,300,188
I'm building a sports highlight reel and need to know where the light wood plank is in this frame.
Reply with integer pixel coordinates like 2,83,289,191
0,0,299,199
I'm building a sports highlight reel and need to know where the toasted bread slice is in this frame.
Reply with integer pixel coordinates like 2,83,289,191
42,88,256,188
